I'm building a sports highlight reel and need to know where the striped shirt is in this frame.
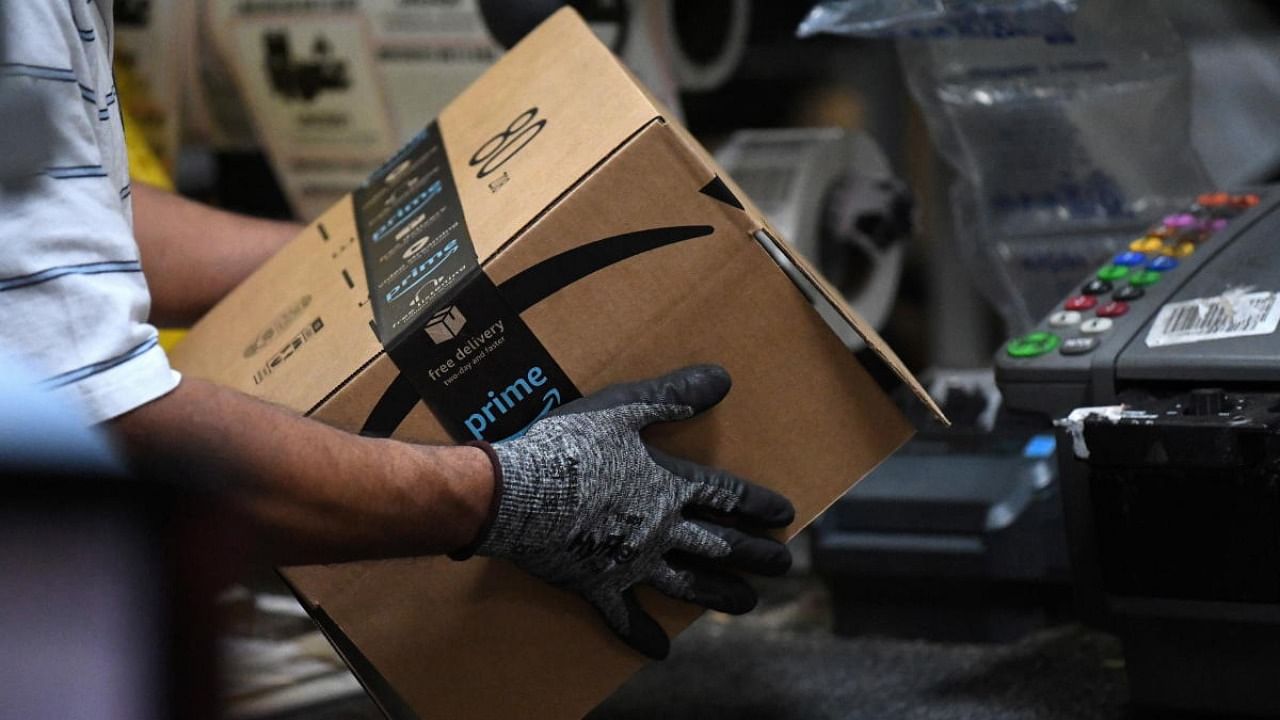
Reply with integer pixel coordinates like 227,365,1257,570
1,0,179,423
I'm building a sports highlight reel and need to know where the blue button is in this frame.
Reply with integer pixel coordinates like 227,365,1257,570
1113,251,1147,266
1149,256,1178,271
1023,434,1057,459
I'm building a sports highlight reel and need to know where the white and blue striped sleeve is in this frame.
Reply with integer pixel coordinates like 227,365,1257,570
0,0,179,424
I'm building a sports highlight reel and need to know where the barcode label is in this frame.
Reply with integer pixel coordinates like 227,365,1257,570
1145,291,1280,347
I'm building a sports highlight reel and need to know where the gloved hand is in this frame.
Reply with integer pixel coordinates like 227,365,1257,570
454,364,795,659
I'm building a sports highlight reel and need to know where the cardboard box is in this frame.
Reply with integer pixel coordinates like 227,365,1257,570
170,8,943,718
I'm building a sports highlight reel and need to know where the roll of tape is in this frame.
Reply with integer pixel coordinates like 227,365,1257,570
715,128,908,349
665,0,749,92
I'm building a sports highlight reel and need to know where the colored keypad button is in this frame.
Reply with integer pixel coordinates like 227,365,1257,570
1081,318,1113,334
1049,310,1082,327
1113,285,1145,301
1148,256,1178,271
1060,337,1099,356
1130,237,1164,253
1159,242,1195,258
1163,213,1197,228
1096,265,1130,282
1096,301,1129,318
1198,192,1231,207
1113,251,1146,266
1129,269,1163,287
1082,279,1112,295
1065,295,1097,311
1007,331,1061,358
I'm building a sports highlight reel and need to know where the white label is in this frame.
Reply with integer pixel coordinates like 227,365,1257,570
1145,290,1280,347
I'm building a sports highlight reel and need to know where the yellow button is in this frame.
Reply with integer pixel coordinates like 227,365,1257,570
1130,237,1164,253
1159,242,1195,258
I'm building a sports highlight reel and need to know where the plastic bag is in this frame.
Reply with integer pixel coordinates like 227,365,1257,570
800,0,1211,333
798,0,1078,40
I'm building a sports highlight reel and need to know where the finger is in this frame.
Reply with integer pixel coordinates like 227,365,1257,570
593,589,671,660
669,520,791,577
649,562,758,615
650,449,795,528
549,364,731,427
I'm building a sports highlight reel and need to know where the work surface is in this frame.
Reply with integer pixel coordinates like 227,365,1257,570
259,569,1136,720
589,575,1128,720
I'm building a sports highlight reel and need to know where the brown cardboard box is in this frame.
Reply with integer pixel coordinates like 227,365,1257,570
170,8,943,719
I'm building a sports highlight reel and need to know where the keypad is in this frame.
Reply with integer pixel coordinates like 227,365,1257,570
1007,191,1258,363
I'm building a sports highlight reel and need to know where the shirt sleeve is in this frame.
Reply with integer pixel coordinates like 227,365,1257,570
0,1,179,424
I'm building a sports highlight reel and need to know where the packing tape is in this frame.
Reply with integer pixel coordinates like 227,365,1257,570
715,128,908,350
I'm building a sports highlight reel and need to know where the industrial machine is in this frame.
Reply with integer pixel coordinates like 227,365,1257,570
812,370,1071,642
996,190,1280,715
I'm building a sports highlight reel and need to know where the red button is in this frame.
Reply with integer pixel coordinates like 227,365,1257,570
1065,295,1097,311
1096,301,1129,318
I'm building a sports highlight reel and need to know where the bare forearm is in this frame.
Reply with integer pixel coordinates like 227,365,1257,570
109,378,494,565
132,182,303,326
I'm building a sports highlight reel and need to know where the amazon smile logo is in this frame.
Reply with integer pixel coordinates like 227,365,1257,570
463,365,561,441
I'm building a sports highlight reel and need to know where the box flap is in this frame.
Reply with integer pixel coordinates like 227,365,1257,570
613,83,946,424
753,227,949,424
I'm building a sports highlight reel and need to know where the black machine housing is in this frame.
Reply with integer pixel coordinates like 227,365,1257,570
996,189,1280,716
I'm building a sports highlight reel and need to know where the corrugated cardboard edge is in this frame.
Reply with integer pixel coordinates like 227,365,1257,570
666,137,947,424
753,226,950,425
591,37,947,425
282,577,418,720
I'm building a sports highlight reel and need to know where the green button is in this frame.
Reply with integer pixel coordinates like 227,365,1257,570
1007,331,1062,358
1097,264,1131,282
1129,269,1163,287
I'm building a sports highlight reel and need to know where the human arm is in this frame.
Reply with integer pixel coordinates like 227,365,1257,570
130,182,303,327
108,377,496,565
109,364,794,659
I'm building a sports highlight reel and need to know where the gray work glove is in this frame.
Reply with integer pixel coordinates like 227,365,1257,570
454,365,795,659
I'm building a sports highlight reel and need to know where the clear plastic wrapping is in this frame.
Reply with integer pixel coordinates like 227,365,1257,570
800,0,1211,332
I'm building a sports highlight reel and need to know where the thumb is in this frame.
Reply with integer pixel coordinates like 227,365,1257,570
550,364,731,428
